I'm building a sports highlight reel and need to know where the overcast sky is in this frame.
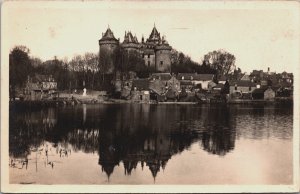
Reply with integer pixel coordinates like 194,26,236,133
2,1,300,73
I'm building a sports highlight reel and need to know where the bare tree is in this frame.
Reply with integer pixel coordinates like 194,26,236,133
84,52,98,90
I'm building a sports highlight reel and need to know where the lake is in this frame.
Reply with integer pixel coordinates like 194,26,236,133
9,103,293,184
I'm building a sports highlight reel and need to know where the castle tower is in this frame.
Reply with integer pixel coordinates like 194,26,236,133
99,27,119,74
155,35,172,72
141,25,162,68
121,31,140,52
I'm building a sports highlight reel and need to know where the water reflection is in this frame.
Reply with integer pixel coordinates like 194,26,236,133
9,104,293,181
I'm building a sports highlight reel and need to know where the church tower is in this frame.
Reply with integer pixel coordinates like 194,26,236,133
99,26,119,74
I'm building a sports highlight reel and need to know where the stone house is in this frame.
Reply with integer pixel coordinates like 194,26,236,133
131,79,150,103
229,80,256,99
177,73,215,90
264,87,276,100
25,74,57,101
113,71,137,99
149,73,180,95
252,87,275,100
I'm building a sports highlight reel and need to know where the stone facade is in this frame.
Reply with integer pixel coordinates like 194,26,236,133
177,73,215,90
229,80,257,95
99,25,172,73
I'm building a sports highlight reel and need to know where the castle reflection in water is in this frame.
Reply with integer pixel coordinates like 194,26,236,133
9,104,292,179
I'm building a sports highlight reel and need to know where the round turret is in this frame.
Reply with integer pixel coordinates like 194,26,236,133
155,36,172,72
99,27,119,74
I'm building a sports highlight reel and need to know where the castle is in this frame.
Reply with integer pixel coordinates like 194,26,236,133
99,25,172,74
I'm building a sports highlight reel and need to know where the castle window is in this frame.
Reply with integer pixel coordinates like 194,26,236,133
148,54,150,58
160,61,163,66
249,86,251,91
148,61,150,66
142,54,144,58
235,84,237,90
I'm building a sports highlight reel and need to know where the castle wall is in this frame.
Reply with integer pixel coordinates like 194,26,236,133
143,54,156,68
155,50,171,72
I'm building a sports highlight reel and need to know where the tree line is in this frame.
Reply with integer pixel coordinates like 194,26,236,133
9,45,237,93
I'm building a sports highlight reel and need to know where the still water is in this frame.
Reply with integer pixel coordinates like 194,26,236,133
9,104,293,184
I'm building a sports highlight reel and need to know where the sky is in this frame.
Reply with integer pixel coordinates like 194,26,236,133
2,1,300,73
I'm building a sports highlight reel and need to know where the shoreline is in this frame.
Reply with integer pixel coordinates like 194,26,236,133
9,97,293,108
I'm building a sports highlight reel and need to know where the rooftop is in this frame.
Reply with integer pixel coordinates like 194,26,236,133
147,25,161,44
150,73,172,81
230,80,256,87
177,73,214,81
132,79,150,90
99,27,118,42
123,31,139,44
31,74,55,83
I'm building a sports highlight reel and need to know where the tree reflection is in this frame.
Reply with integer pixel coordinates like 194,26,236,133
200,105,236,156
10,103,291,179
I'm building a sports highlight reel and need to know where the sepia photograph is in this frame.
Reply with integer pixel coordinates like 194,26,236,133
1,0,299,193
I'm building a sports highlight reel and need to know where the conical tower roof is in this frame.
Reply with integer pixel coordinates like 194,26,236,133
123,31,139,44
100,27,118,42
147,25,161,43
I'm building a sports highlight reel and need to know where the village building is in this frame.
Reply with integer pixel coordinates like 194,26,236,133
113,71,137,99
211,83,224,95
229,80,256,99
131,79,150,103
240,74,251,81
250,70,264,83
149,73,180,93
212,81,230,94
99,25,172,74
176,73,215,91
25,74,58,101
252,87,276,100
281,71,293,83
